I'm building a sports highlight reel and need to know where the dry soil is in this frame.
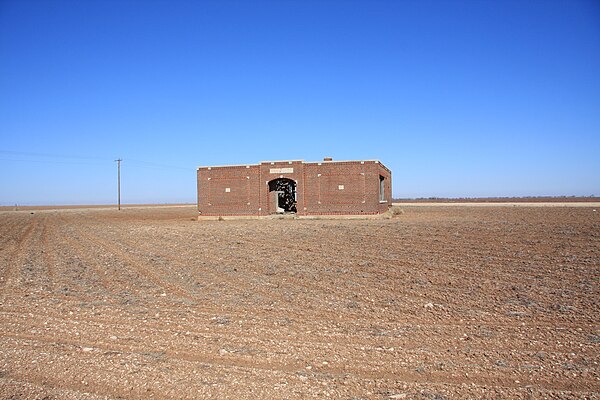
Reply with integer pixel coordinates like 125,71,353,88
0,205,598,399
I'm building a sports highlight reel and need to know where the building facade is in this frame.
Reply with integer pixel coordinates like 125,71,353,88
197,158,391,218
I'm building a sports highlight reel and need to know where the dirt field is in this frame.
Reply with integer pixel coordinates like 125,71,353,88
393,197,600,204
393,202,600,208
0,205,598,399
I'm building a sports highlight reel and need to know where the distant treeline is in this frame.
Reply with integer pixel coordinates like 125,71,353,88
392,196,600,203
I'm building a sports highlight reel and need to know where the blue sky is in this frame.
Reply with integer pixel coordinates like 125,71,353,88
1,0,599,204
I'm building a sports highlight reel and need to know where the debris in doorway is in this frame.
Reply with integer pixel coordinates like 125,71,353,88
268,178,297,213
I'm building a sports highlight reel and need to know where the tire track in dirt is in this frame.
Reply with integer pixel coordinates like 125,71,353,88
50,213,168,305
2,248,584,360
0,215,39,297
0,214,32,250
39,215,58,294
68,219,198,302
226,222,436,302
0,376,111,400
0,215,29,292
126,220,594,327
149,222,454,316
3,301,593,334
153,221,358,309
4,369,595,400
1,306,595,362
182,228,369,311
2,333,597,394
17,214,59,294
86,221,297,309
207,224,599,347
297,227,595,317
230,233,435,315
0,214,22,247
49,214,123,301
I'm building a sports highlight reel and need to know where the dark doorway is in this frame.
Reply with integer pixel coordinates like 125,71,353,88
268,178,297,213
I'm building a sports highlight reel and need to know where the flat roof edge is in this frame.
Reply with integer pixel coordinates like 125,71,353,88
198,163,259,169
198,159,391,171
304,159,381,164
305,159,391,173
259,160,304,164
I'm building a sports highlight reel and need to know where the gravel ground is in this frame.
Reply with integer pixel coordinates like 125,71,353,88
0,205,598,399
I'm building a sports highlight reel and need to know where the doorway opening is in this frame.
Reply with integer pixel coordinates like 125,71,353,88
268,178,297,213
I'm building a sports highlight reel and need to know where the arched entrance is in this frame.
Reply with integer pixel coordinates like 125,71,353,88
268,178,297,214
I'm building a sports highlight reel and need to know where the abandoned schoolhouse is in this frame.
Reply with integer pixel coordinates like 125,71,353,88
197,158,391,218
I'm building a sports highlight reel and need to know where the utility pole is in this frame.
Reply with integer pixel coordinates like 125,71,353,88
115,159,122,210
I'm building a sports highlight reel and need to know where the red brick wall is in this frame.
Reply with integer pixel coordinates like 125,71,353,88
197,164,260,216
198,160,391,216
303,161,391,215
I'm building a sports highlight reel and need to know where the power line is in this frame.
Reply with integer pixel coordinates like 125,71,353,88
0,150,194,171
126,159,194,171
0,150,109,161
0,158,109,166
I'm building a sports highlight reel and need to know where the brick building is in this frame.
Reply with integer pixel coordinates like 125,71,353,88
197,158,391,218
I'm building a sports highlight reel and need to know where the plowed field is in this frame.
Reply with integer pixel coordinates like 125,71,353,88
0,205,598,399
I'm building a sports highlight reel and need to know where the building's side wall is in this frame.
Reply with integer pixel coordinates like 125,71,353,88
302,161,391,215
377,162,393,213
197,165,261,216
